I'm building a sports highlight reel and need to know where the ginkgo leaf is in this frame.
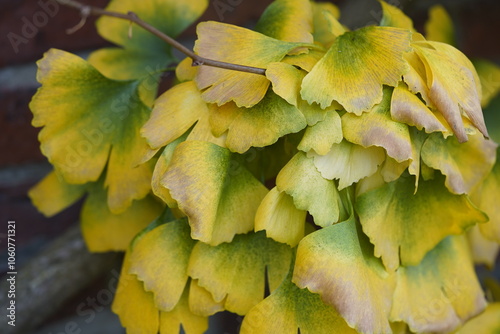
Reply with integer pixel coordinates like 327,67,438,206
403,50,433,107
413,42,488,142
129,218,196,312
390,236,486,333
28,170,87,217
159,283,208,334
391,84,449,134
311,2,342,47
378,0,415,31
112,252,160,334
31,49,154,214
208,90,307,153
471,151,500,243
241,265,357,334
188,231,292,315
81,185,163,252
194,21,311,107
255,0,314,44
342,87,413,163
310,140,386,189
188,279,225,317
141,81,207,150
161,140,268,245
255,187,306,247
298,110,343,155
457,303,500,334
266,62,306,106
421,132,497,194
281,49,325,72
425,5,456,46
468,225,499,269
474,59,500,108
294,212,395,334
276,152,341,227
301,26,411,114
90,0,207,81
355,174,488,271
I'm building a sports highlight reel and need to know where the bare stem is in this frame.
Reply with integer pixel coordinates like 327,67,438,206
57,0,266,75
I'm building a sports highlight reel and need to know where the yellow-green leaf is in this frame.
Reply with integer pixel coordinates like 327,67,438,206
209,90,307,153
276,152,341,227
378,0,415,31
301,26,411,114
188,279,224,317
28,170,87,217
112,252,159,334
342,87,413,163
81,185,163,252
421,132,497,194
255,187,306,247
425,5,456,46
356,174,488,271
255,0,313,44
294,213,395,334
159,283,208,334
266,62,305,106
391,236,486,333
129,219,195,312
162,140,268,245
310,140,386,189
298,110,343,155
194,22,310,107
31,49,154,213
188,231,292,315
468,225,499,269
474,59,500,108
241,267,357,334
413,42,487,142
311,2,342,47
457,303,500,333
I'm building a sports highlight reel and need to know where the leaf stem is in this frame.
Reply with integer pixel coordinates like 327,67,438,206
56,0,267,75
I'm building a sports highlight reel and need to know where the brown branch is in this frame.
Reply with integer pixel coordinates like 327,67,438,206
57,0,267,75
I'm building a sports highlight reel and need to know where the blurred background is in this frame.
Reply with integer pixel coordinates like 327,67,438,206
0,0,499,333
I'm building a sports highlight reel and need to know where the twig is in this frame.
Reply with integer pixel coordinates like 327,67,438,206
57,0,267,75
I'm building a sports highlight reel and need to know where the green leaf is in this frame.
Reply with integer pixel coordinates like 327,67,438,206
31,49,154,214
90,0,207,82
390,236,486,333
310,140,386,189
241,266,357,334
81,184,163,252
421,132,497,194
301,26,411,114
129,219,196,312
188,231,292,315
194,22,311,107
355,174,488,271
255,0,314,43
161,140,268,245
342,86,413,163
276,152,341,227
209,90,307,153
255,187,306,247
28,170,87,217
294,212,395,334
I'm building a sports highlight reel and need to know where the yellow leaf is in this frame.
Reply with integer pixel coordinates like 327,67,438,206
81,185,163,252
255,187,306,247
301,26,411,114
391,236,486,333
310,140,386,189
456,303,500,333
194,21,311,107
276,152,341,227
208,90,307,153
188,231,292,315
28,170,87,217
311,2,342,47
161,141,268,245
474,59,500,108
266,62,305,106
378,0,415,31
356,174,488,271
421,133,497,195
467,225,499,269
188,279,224,317
425,5,456,46
298,110,343,155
